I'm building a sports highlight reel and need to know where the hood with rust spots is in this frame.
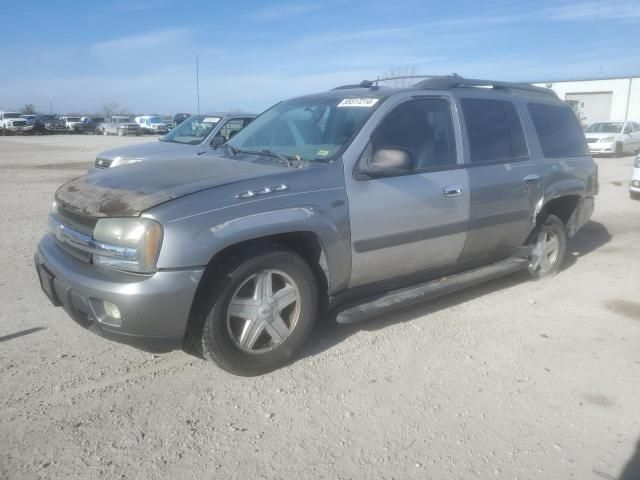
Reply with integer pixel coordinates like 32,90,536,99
55,155,286,218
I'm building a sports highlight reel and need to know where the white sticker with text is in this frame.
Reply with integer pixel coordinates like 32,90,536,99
203,117,221,123
337,98,379,108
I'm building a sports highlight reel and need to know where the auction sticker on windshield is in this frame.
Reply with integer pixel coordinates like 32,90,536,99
203,117,221,123
337,98,380,108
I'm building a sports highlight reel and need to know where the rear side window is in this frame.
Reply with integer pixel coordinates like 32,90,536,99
528,103,587,157
461,99,528,164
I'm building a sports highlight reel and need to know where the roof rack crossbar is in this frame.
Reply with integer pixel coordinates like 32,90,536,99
332,74,557,97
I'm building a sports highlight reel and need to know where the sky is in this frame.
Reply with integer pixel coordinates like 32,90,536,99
1,0,639,115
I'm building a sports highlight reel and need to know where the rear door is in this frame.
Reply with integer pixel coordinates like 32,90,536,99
456,96,542,261
344,95,470,288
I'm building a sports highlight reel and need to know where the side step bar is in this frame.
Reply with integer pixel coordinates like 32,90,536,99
335,257,529,324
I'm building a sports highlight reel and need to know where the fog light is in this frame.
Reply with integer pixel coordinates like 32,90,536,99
103,301,121,320
632,180,640,188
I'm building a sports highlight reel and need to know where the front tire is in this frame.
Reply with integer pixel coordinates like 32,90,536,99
527,214,567,278
615,142,624,157
200,244,318,376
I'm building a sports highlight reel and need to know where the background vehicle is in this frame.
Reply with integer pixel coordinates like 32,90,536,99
94,112,255,168
37,76,597,375
631,155,640,199
0,111,31,133
584,121,640,156
102,116,141,136
60,116,87,133
21,114,36,126
173,113,190,125
135,115,169,134
32,114,67,134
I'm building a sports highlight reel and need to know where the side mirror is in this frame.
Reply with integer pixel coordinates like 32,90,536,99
360,148,414,178
210,136,225,148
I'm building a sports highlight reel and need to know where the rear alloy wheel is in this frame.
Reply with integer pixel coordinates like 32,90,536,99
117,129,124,136
528,214,567,278
103,129,108,136
200,245,318,376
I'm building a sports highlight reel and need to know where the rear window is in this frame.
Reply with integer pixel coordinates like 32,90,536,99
528,103,587,158
461,99,528,163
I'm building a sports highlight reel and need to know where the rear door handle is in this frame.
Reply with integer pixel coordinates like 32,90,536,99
443,184,464,197
523,174,541,185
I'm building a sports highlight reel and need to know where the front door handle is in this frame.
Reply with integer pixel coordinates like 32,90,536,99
523,174,541,185
443,184,464,197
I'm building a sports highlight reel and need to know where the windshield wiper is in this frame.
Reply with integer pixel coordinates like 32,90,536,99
229,147,299,168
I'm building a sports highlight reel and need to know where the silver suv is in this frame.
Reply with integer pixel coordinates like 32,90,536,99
35,75,598,375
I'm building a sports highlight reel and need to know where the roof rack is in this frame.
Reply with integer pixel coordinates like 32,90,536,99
333,74,557,97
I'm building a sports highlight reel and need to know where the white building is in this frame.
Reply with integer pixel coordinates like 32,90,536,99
532,75,640,126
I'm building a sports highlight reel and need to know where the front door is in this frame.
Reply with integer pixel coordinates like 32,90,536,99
344,96,470,288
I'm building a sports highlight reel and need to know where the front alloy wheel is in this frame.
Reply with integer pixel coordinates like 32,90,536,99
227,269,301,353
199,244,318,376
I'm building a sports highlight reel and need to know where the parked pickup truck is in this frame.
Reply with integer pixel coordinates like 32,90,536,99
134,115,170,134
36,75,597,376
60,116,87,133
101,116,141,136
0,111,31,133
94,113,255,168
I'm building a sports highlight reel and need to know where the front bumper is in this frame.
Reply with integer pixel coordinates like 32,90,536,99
588,142,615,154
35,234,204,352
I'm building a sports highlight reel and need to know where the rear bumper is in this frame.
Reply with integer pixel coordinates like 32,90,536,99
35,234,204,352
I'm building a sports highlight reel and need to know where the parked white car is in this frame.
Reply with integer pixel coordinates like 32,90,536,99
631,155,640,199
584,121,640,156
60,116,87,132
0,111,31,133
134,115,169,134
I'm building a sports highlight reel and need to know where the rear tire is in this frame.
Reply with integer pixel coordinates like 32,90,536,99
527,214,567,279
199,244,318,376
615,142,624,157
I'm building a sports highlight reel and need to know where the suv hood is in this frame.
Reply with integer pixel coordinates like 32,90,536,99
56,155,286,218
98,140,199,161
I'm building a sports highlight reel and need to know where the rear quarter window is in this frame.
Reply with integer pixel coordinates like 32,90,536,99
528,103,588,158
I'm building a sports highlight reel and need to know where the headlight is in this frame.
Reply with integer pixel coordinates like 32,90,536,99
92,218,163,273
634,157,640,168
599,137,614,143
110,156,143,167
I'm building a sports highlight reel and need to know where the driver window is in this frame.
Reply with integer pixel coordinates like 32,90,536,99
371,98,457,171
624,124,633,134
212,119,246,144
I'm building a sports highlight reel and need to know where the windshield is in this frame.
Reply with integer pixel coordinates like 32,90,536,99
149,116,164,124
4,113,22,119
66,117,81,122
227,96,380,162
113,117,129,123
585,122,623,133
161,115,220,145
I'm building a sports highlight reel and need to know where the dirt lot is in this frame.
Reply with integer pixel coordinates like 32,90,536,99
0,135,639,480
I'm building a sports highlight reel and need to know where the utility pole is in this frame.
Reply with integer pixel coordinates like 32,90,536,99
196,55,200,116
624,77,632,122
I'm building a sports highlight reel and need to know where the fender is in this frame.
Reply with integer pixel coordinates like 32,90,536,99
154,201,351,294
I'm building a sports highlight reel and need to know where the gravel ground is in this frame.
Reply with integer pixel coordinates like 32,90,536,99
0,135,639,480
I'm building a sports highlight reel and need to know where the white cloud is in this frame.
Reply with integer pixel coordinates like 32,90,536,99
544,0,640,21
89,28,192,55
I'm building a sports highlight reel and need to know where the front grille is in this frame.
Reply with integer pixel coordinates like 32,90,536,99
586,138,597,143
56,204,98,232
12,121,27,127
95,157,112,168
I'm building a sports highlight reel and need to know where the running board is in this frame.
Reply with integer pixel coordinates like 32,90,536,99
335,257,529,324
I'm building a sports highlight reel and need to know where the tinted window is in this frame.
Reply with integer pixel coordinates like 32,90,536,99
528,103,587,157
371,98,457,170
461,99,528,163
